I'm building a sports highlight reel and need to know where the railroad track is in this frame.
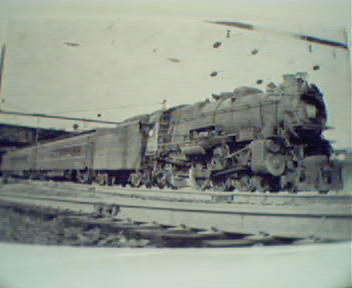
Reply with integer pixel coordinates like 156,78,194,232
0,197,301,248
0,179,351,247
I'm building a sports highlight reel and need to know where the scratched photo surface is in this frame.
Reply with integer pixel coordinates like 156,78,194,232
0,0,351,288
0,0,350,148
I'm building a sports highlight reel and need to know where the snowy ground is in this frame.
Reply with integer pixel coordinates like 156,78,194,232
0,241,350,288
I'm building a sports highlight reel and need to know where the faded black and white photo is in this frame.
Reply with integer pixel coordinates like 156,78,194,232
0,0,351,287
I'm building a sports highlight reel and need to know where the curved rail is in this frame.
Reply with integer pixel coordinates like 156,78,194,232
0,181,351,242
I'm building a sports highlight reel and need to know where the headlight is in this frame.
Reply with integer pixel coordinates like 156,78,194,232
305,104,317,119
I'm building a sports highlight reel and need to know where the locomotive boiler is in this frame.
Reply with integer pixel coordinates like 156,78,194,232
1,73,342,193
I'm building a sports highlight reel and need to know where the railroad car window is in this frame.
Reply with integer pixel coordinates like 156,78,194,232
40,146,83,158
12,155,28,162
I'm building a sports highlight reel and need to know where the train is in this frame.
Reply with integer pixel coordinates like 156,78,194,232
1,73,343,193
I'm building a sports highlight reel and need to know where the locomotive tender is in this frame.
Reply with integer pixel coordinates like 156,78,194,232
2,73,342,193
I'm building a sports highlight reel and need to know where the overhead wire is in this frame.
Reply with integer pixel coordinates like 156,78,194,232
48,102,161,115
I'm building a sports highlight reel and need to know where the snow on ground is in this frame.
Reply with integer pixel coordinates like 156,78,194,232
0,241,350,288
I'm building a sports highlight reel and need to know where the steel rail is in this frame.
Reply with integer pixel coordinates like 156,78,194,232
1,181,351,241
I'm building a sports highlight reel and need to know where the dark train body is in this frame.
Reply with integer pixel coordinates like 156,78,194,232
2,73,343,192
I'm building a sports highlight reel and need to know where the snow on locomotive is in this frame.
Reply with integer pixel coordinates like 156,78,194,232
2,73,342,192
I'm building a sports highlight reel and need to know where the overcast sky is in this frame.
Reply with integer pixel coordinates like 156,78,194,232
0,0,350,148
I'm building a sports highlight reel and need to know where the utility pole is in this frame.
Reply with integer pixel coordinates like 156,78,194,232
0,44,5,110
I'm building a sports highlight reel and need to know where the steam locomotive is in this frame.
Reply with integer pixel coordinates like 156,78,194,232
2,73,342,192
